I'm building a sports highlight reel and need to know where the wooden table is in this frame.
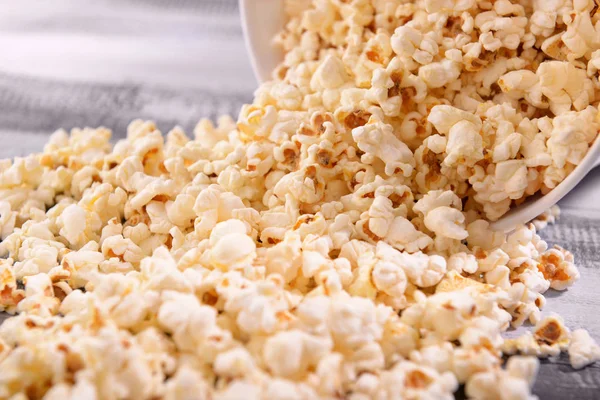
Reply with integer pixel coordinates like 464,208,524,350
0,1,599,398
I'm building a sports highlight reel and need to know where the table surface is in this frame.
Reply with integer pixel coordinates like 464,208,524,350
0,1,599,398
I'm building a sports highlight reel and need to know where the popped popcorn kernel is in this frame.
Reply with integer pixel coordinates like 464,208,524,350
537,246,579,290
569,329,600,370
534,314,570,350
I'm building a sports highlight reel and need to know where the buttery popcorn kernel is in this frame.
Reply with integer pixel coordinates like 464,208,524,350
569,329,600,370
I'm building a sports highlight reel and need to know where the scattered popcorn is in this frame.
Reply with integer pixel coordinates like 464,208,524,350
1,0,599,398
466,356,539,400
537,246,580,290
534,314,571,351
531,205,560,231
569,329,600,370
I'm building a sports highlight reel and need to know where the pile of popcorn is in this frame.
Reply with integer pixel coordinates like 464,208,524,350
2,0,600,398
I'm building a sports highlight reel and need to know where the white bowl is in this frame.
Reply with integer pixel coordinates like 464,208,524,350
239,0,600,231
239,0,286,83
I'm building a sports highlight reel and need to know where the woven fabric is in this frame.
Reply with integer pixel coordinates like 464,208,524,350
0,0,254,147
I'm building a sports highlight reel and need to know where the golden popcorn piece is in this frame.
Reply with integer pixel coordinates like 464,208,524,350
534,314,570,349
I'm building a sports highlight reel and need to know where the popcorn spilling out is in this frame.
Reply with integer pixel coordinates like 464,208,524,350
1,0,600,399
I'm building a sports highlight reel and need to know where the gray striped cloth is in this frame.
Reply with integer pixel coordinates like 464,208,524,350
0,0,253,157
0,1,599,398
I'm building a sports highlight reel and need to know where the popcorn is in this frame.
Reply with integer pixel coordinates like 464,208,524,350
531,205,560,231
424,206,468,240
385,216,433,253
214,380,261,400
140,247,191,293
447,252,478,274
101,234,145,265
57,204,96,248
427,105,482,134
225,277,293,336
351,121,415,177
17,273,60,317
465,356,539,400
158,291,226,353
0,260,24,314
263,378,318,400
533,314,571,351
414,190,461,215
562,9,599,60
409,343,454,374
214,347,257,379
569,329,600,370
0,201,16,240
327,294,387,350
530,1,564,37
537,62,593,115
12,241,62,279
311,54,350,91
209,224,257,270
372,258,408,298
418,59,461,88
452,345,502,383
376,360,458,400
546,107,599,172
164,366,212,400
0,0,598,398
263,330,331,379
537,246,580,290
265,231,303,282
425,0,475,13
444,120,485,167
416,289,479,341
90,274,151,329
377,242,447,288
